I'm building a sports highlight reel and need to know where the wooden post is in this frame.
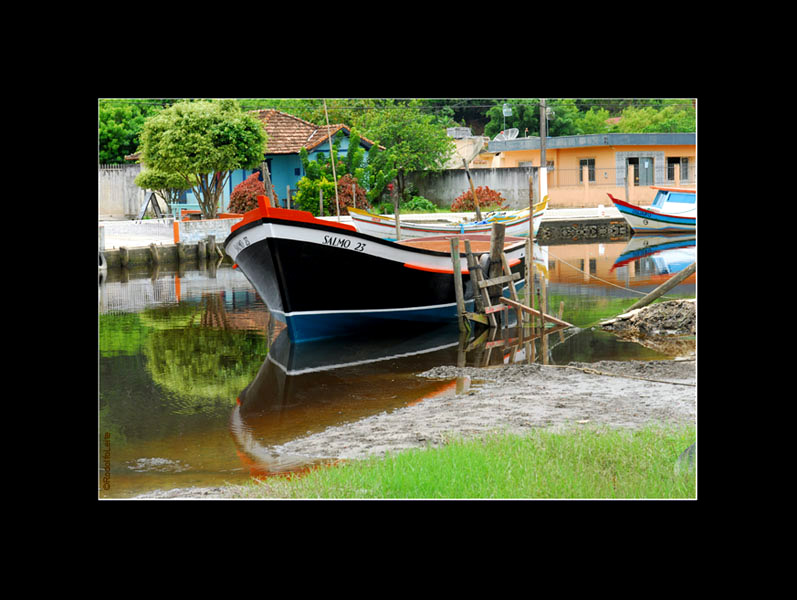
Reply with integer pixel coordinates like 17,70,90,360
392,185,401,241
286,185,291,210
322,99,341,220
197,239,206,261
119,246,129,269
540,271,548,330
261,161,274,201
450,238,466,333
207,235,216,260
625,262,696,312
176,241,186,267
149,243,160,266
464,240,484,314
463,158,482,221
488,222,506,304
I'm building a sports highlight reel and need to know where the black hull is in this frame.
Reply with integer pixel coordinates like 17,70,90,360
225,199,526,342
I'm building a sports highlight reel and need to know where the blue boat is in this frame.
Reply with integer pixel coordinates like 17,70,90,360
608,187,696,233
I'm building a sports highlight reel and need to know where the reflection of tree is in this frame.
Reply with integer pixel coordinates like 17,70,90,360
143,293,268,414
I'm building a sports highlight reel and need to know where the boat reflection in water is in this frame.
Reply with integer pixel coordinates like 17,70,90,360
229,316,572,478
230,322,466,478
611,233,696,280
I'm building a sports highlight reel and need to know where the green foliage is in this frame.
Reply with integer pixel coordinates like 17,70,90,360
134,166,193,210
401,196,437,212
483,98,696,137
355,100,454,200
99,99,165,164
139,99,267,218
293,131,382,215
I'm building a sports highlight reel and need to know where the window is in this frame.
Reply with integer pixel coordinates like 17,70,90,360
667,157,690,182
579,158,595,183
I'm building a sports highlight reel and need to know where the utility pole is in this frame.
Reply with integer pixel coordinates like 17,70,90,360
539,98,548,203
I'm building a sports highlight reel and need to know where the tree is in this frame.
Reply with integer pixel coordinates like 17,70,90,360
99,99,165,164
134,167,193,213
357,100,455,202
293,130,390,216
139,99,266,219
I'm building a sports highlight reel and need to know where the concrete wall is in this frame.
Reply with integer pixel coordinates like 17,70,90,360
406,167,536,209
99,164,147,219
174,217,243,244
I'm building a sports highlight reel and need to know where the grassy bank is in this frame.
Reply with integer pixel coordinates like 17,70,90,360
230,424,696,500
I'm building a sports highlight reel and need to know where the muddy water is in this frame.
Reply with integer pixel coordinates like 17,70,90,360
98,234,695,498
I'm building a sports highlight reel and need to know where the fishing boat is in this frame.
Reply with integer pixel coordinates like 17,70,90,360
224,195,529,343
348,196,548,240
607,187,695,233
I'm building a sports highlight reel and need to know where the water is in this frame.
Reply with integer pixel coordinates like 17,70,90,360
98,235,695,498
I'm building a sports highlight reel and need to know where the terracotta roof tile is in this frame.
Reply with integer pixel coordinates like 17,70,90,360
249,109,380,154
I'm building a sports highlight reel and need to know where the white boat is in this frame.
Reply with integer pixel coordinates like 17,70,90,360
607,187,695,233
349,196,548,240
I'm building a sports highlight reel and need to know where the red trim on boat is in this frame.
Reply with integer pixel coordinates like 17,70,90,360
230,195,357,234
402,257,520,275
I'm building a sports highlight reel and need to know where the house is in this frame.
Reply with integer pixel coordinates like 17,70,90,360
484,132,696,208
175,109,379,216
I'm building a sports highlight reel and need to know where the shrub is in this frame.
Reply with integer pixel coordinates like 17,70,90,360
450,186,506,212
228,172,277,214
294,173,371,216
401,196,437,213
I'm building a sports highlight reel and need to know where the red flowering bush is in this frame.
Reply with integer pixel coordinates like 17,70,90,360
450,186,506,211
228,172,277,214
335,174,372,215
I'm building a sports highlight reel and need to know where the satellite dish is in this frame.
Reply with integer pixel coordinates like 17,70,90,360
493,131,506,141
504,128,519,140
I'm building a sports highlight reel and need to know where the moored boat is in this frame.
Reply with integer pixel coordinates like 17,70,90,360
224,196,529,342
349,196,548,239
607,187,695,233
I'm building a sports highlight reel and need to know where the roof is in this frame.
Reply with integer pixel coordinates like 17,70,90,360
124,108,381,161
249,109,380,155
488,132,695,153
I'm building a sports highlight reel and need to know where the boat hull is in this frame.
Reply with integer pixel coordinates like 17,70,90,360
608,194,695,233
225,198,527,342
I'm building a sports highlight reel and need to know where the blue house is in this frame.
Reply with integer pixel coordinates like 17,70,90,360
172,109,379,216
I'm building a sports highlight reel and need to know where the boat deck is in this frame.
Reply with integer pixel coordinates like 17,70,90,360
396,234,526,254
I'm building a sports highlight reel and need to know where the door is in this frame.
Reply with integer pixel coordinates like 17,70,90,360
627,157,654,186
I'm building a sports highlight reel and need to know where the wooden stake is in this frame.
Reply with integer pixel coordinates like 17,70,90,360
625,262,696,312
499,298,573,328
450,238,466,333
464,240,484,314
149,243,160,266
488,223,506,304
322,99,341,220
463,158,483,221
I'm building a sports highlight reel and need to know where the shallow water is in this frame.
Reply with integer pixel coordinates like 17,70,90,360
98,235,695,498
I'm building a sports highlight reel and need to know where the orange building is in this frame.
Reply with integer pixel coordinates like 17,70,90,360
481,132,696,208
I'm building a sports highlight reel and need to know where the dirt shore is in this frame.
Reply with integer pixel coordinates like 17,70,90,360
134,300,696,500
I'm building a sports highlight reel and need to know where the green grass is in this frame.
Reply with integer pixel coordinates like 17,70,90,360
231,424,696,500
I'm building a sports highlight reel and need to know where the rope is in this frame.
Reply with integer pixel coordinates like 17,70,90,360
545,250,679,300
539,362,696,387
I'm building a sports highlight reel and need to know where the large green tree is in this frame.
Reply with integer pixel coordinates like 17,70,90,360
99,99,166,164
139,99,267,219
356,100,455,201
